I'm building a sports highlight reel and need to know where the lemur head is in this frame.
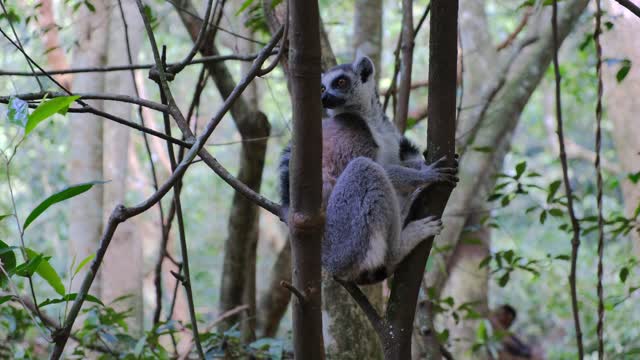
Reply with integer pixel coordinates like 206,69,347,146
321,56,378,117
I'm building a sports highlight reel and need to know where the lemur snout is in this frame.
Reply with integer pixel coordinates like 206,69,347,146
321,93,346,108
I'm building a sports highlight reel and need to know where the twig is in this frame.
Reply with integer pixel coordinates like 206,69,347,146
551,1,584,358
279,281,306,303
0,0,43,90
0,91,169,113
167,0,216,74
0,53,272,76
48,21,283,360
257,3,289,77
383,3,430,112
593,0,605,357
496,8,532,51
333,278,387,339
613,0,640,18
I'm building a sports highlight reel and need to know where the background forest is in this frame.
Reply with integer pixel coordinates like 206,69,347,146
0,0,638,359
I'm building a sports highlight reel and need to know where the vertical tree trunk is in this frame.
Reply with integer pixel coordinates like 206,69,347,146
321,1,384,358
36,0,71,89
353,0,382,82
100,0,144,333
257,241,292,337
601,0,640,256
385,1,459,359
68,0,109,296
288,0,325,357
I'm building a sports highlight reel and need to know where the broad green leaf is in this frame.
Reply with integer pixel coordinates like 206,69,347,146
0,240,16,287
539,210,547,224
0,214,11,222
26,248,64,295
616,59,632,83
549,208,564,217
23,181,106,231
235,0,254,15
478,255,492,269
620,267,629,283
25,95,80,136
39,292,103,308
74,254,95,276
498,272,510,287
628,171,640,184
6,97,28,127
0,295,13,305
13,254,43,277
555,254,570,261
514,161,527,179
547,180,562,203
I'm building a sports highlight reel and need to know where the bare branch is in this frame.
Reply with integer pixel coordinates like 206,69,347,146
394,0,415,132
0,91,168,113
613,0,640,18
280,280,306,303
551,1,584,358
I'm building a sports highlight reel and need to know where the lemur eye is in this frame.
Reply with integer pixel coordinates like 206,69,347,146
321,85,326,93
337,78,347,88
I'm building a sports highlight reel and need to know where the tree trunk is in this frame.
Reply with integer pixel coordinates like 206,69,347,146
320,1,384,358
353,0,382,82
288,0,325,357
68,0,109,296
100,0,144,333
36,0,71,89
601,0,640,256
257,241,292,337
385,1,459,359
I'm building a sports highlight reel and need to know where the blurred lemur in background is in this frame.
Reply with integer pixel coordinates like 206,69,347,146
280,56,458,284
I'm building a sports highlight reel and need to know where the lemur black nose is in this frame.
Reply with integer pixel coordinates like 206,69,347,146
321,93,346,109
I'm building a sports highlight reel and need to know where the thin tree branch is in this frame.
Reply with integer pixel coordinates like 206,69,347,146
551,1,584,358
0,91,169,113
613,0,640,18
593,0,605,358
48,24,283,360
279,281,306,303
333,278,387,339
496,8,532,51
0,53,273,76
167,0,216,74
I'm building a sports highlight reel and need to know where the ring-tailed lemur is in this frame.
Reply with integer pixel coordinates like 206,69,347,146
279,56,458,284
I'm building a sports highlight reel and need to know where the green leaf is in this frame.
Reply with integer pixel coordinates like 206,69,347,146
555,254,570,261
472,146,493,153
39,292,103,308
549,208,564,217
503,250,514,264
13,254,43,277
620,267,629,283
498,272,510,287
6,97,28,127
83,0,95,12
235,0,255,15
616,59,632,83
270,0,283,9
539,210,547,224
514,161,527,179
23,181,106,231
547,180,562,203
74,254,95,277
478,255,492,269
0,240,17,287
628,171,640,184
25,248,64,295
25,95,80,136
0,295,13,305
0,214,11,223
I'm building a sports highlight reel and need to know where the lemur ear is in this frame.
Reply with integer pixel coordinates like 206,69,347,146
353,56,375,83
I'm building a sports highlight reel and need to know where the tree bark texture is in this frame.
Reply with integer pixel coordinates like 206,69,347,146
385,1,459,359
68,0,109,296
601,0,640,256
36,0,71,89
353,0,382,83
288,0,325,357
100,0,144,333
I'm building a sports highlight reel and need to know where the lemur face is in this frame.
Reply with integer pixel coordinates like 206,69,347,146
321,57,376,111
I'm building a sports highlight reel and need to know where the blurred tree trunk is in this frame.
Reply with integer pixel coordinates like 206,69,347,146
601,1,640,256
321,1,384,359
353,0,382,82
415,0,589,356
100,1,144,333
257,241,292,337
173,0,270,341
36,0,71,89
68,0,109,296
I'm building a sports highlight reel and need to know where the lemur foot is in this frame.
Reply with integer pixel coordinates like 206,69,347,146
420,155,459,186
404,216,443,239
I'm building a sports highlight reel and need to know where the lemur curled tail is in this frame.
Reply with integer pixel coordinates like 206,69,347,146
279,56,458,284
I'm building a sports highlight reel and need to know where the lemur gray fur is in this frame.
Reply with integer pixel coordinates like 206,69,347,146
279,56,458,285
